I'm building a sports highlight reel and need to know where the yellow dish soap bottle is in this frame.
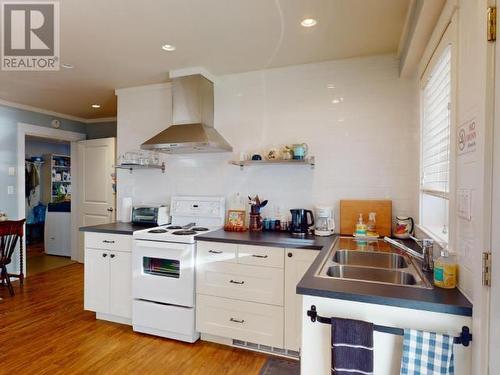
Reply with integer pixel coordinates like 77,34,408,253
433,247,458,289
355,213,367,237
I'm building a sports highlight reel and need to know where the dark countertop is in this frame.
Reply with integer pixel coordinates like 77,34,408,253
197,230,472,316
297,236,473,317
197,229,335,250
79,222,154,235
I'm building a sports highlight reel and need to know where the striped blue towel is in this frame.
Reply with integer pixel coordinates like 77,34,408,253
400,329,455,375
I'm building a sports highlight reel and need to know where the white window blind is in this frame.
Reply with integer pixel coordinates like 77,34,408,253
421,45,451,197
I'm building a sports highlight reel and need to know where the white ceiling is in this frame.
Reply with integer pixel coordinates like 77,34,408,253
0,0,410,120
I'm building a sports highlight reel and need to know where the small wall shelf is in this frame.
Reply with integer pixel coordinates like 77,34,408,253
114,162,166,174
229,157,315,170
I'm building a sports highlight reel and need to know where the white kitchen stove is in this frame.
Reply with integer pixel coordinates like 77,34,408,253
131,196,225,343
133,223,221,244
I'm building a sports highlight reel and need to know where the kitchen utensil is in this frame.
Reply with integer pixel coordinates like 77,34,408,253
394,216,414,239
314,206,335,236
290,208,315,236
339,200,392,237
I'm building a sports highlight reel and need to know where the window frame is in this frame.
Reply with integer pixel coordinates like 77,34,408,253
418,21,457,247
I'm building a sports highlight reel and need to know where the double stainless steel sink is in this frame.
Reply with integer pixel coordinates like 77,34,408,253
316,237,433,289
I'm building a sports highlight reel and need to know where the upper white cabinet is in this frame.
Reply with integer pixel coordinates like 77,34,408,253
84,232,132,323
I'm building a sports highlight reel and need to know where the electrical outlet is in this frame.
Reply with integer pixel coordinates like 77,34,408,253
8,167,15,176
7,186,14,195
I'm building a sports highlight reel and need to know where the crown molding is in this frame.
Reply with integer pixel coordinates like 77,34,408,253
0,98,117,124
85,117,117,124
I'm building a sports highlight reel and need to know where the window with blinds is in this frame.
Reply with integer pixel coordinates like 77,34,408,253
421,45,451,198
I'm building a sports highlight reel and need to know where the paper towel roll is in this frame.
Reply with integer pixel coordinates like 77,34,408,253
121,197,133,223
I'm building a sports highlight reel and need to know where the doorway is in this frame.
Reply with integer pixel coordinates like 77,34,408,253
24,136,76,275
16,123,86,279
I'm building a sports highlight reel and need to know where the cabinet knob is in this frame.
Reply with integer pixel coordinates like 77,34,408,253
110,254,115,258
288,252,293,258
103,240,115,244
102,253,107,258
107,207,114,212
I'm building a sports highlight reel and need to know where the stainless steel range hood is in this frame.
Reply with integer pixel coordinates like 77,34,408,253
141,74,233,154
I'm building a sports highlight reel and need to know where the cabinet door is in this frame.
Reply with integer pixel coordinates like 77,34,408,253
109,251,132,318
84,248,110,313
284,248,319,352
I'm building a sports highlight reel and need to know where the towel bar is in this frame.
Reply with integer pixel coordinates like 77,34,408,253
306,305,472,347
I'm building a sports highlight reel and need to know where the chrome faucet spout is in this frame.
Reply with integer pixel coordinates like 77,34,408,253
383,237,424,260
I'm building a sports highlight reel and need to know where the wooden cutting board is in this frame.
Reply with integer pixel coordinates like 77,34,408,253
340,200,392,237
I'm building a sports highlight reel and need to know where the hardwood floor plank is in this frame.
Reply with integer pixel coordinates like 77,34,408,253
0,264,268,374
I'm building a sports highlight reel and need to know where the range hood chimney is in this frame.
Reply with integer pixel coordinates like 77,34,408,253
141,74,233,154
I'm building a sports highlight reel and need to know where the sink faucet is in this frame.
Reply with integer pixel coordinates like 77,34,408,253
410,236,434,272
383,237,434,272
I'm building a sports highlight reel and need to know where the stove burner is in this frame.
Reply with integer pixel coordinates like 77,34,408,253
172,230,197,235
192,227,209,232
148,229,168,233
166,226,182,230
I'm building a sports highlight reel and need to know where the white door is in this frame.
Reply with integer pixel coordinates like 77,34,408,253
84,248,110,313
109,251,132,318
284,248,319,352
77,138,116,262
490,11,500,370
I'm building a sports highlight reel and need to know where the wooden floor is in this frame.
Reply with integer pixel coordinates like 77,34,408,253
26,242,76,276
0,263,268,374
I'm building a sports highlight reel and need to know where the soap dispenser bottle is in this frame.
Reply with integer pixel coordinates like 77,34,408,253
433,247,458,289
355,213,367,237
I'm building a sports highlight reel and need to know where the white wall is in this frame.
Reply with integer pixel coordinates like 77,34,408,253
116,54,418,224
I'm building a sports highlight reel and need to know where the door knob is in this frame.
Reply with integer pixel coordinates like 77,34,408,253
107,207,114,212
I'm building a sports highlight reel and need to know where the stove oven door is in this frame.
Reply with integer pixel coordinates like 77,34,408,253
133,240,194,307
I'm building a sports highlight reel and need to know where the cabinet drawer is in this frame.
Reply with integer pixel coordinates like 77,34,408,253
197,262,283,306
237,245,284,268
196,295,284,348
197,241,237,264
85,232,132,252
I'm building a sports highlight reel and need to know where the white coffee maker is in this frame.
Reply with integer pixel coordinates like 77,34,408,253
314,206,335,236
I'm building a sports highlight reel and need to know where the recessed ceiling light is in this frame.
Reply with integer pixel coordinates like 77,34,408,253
301,18,317,27
61,63,74,69
161,44,176,51
91,104,101,109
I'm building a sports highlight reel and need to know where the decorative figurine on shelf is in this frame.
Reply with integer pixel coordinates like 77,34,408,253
248,195,268,232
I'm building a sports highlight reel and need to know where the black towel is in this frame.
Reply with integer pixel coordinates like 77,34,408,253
331,317,374,375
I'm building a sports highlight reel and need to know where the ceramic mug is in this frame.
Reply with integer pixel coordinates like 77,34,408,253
292,143,308,160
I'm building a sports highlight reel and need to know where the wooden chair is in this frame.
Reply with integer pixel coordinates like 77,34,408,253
0,220,25,296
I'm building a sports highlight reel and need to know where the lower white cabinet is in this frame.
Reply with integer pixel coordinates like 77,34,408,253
195,240,319,353
84,233,132,323
284,248,319,352
197,294,284,348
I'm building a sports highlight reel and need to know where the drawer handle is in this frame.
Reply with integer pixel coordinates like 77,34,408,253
229,279,245,285
110,254,116,258
102,253,107,258
251,254,268,258
230,318,245,324
103,240,115,244
208,250,223,254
